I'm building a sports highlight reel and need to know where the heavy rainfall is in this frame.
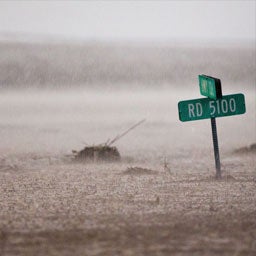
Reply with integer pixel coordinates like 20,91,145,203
0,2,256,256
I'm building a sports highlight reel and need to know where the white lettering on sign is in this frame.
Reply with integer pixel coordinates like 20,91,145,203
188,104,195,117
221,99,228,113
229,98,236,112
209,101,215,115
209,98,237,115
188,103,203,118
196,103,203,116
202,80,207,93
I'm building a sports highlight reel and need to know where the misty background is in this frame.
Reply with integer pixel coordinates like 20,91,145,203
0,0,255,89
0,1,255,162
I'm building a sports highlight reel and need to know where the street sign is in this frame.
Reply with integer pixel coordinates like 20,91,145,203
199,75,222,100
178,93,246,122
178,74,246,179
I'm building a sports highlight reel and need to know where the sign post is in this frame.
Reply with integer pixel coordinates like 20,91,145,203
211,117,221,179
178,75,246,179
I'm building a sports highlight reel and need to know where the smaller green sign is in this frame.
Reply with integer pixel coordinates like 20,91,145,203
199,75,222,100
178,93,246,122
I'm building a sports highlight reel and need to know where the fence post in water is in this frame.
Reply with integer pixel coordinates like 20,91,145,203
211,117,221,179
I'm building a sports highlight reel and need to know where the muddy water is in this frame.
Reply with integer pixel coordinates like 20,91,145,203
0,88,254,159
0,88,255,255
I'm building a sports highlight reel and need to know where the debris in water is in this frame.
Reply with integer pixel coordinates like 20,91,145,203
233,143,256,154
73,145,121,162
0,158,19,172
73,119,146,162
123,166,158,175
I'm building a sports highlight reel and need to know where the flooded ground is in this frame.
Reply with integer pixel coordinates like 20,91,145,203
0,87,254,157
0,88,255,255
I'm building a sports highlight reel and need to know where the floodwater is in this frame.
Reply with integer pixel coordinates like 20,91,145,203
0,87,255,255
0,87,254,158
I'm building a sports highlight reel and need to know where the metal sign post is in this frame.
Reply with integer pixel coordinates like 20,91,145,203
211,117,221,179
178,75,246,179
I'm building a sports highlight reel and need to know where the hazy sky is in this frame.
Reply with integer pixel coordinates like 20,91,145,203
0,1,255,42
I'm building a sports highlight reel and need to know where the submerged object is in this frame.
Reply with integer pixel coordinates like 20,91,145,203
233,143,256,154
72,119,145,163
73,145,120,162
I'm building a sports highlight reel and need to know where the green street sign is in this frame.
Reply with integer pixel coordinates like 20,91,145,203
199,75,222,100
178,93,246,122
178,74,246,179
